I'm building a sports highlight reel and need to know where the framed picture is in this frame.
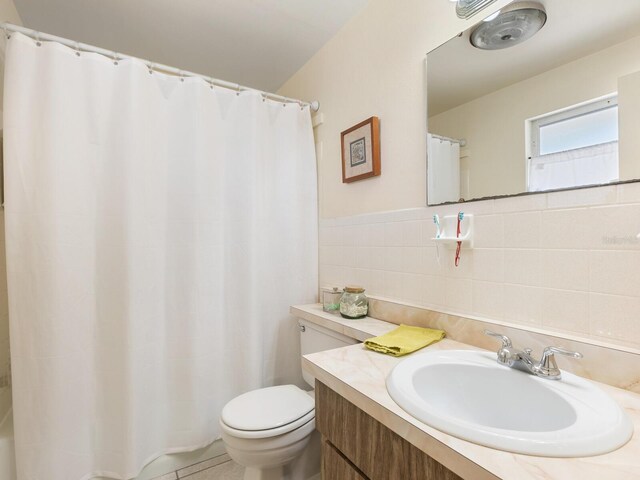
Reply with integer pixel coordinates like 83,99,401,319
341,116,380,183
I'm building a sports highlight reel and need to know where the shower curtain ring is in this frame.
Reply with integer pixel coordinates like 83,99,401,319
3,25,9,40
235,84,241,96
112,52,119,65
148,63,155,75
208,77,215,89
74,41,81,56
35,32,41,46
261,94,267,103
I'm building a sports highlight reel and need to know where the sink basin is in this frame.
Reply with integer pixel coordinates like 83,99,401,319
386,350,633,457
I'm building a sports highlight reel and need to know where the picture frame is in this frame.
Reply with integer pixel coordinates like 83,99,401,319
341,116,381,183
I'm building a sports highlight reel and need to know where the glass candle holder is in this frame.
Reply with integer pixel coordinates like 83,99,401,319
322,287,343,314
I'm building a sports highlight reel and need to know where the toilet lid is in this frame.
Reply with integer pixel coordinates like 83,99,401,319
221,385,315,431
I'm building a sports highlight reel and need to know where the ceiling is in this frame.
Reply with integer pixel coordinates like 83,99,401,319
12,0,368,92
428,0,640,116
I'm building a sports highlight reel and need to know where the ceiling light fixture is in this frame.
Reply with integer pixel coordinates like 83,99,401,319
455,0,500,20
483,10,501,22
470,2,547,50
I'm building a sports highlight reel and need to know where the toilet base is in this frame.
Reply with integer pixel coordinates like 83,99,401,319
240,429,320,480
244,465,283,480
221,417,319,480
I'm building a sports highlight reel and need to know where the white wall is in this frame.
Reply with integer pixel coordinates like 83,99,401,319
278,0,513,218
429,35,640,200
0,0,22,422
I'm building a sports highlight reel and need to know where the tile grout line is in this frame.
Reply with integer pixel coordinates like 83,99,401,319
175,453,232,479
177,459,234,479
149,452,232,480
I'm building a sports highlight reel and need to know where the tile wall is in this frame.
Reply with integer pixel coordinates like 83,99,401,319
319,183,640,349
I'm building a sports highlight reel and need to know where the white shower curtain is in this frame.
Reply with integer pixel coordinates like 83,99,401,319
427,134,460,204
3,32,317,480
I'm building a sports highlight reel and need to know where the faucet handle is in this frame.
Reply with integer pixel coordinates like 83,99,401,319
543,346,583,359
484,330,512,348
537,346,583,379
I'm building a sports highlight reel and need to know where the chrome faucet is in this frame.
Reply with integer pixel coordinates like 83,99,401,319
484,330,582,380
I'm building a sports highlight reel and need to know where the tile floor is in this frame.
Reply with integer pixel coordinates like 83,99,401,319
152,453,245,480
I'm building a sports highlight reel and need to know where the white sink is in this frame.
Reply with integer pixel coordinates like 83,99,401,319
386,350,633,457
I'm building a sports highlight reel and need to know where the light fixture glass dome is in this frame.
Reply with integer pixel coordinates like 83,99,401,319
470,2,547,50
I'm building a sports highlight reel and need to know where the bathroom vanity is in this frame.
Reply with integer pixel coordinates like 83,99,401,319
293,304,640,480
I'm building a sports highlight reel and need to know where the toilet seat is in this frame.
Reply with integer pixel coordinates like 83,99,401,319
220,385,315,439
221,409,315,439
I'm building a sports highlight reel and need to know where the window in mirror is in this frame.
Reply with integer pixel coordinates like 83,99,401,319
527,96,619,192
530,97,618,156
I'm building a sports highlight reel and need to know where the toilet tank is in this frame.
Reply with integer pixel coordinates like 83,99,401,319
299,319,358,388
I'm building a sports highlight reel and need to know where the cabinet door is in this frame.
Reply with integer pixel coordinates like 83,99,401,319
316,381,464,480
322,438,368,480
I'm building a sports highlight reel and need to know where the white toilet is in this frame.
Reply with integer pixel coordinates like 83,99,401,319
220,319,357,480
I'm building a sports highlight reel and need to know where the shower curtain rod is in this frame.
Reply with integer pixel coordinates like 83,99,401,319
0,22,320,112
430,133,467,147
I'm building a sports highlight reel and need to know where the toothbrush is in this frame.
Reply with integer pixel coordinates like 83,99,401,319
433,214,442,264
455,211,464,267
433,214,441,238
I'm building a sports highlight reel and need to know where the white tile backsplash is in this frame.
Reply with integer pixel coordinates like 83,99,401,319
589,293,640,342
472,249,504,283
401,273,426,304
402,221,423,247
541,289,590,334
472,281,505,320
445,277,473,313
401,247,423,274
383,246,404,272
319,184,640,347
541,250,590,292
502,284,543,327
422,274,446,307
590,250,640,297
369,223,386,247
474,215,504,248
504,211,541,248
384,222,404,247
590,204,640,250
504,249,542,286
540,208,593,250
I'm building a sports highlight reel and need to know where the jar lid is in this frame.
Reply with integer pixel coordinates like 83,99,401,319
323,286,343,293
344,285,365,293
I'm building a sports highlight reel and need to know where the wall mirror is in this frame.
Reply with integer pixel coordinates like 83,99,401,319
426,0,640,205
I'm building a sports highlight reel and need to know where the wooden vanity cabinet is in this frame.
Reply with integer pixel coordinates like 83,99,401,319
315,381,463,480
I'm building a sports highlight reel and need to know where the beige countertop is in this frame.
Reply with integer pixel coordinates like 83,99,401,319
292,304,640,480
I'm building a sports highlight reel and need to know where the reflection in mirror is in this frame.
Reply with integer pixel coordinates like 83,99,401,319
426,0,640,205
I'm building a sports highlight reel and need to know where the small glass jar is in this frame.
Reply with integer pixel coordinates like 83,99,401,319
322,287,343,314
340,286,368,319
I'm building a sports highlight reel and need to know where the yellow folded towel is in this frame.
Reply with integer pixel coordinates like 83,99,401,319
364,324,445,357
